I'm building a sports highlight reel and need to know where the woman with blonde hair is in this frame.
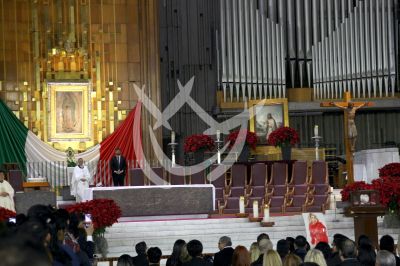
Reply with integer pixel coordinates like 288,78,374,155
283,253,302,266
262,250,282,266
249,242,260,263
304,249,327,266
232,245,251,266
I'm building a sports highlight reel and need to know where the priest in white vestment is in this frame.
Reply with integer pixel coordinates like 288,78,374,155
71,158,91,202
0,170,15,212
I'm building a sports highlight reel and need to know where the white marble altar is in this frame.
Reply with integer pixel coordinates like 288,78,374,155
354,148,400,182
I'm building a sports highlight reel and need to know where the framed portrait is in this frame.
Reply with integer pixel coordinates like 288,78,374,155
47,82,91,141
248,98,289,145
302,212,329,247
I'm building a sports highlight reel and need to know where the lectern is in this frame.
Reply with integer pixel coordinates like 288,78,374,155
345,190,386,248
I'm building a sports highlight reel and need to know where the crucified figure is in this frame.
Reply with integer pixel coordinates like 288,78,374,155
330,102,367,152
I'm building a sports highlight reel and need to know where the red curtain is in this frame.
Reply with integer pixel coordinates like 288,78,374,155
98,102,142,185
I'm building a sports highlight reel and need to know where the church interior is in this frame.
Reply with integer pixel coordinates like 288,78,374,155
0,0,400,265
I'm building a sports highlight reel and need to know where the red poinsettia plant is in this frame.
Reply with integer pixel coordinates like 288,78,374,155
184,134,215,153
340,181,374,202
267,126,300,147
226,130,257,150
0,207,16,222
66,199,121,235
378,163,400,177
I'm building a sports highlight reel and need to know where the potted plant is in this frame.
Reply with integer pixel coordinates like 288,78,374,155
184,134,215,164
267,127,299,160
226,130,257,162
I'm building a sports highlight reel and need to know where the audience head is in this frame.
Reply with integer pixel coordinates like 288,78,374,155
258,239,273,253
380,235,395,253
147,247,162,264
117,254,133,266
169,239,186,265
263,250,282,266
304,249,327,266
249,242,260,263
232,245,251,266
277,239,290,260
376,250,396,266
27,204,54,225
257,233,270,244
283,253,302,266
179,244,192,263
332,234,348,253
294,236,307,250
339,239,357,259
218,236,232,250
286,237,295,253
314,242,332,261
186,239,203,257
357,244,376,266
135,241,147,255
358,234,373,247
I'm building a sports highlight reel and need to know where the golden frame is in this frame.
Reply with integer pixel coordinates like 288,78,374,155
47,82,91,141
249,98,289,145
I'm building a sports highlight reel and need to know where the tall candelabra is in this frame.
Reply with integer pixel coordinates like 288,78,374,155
215,140,223,164
312,125,322,160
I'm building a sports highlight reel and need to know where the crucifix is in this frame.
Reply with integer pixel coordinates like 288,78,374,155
320,92,373,184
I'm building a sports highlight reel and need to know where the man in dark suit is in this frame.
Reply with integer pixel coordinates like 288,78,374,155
110,147,127,186
213,236,234,266
294,236,308,262
132,241,149,266
183,240,212,266
147,247,162,266
339,239,361,266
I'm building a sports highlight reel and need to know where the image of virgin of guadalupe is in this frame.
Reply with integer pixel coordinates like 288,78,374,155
62,94,77,132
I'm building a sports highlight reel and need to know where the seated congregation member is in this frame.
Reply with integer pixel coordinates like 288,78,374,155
167,239,186,266
294,236,308,261
304,249,327,266
251,239,273,266
71,158,91,202
286,237,296,253
180,244,193,264
147,247,162,266
214,236,234,266
249,242,260,263
277,239,290,262
357,244,376,266
328,234,349,266
117,254,134,266
380,235,400,266
339,239,360,266
68,212,95,263
376,250,396,266
263,250,283,266
0,170,15,211
283,254,302,266
315,242,333,262
183,239,212,266
257,233,270,243
232,245,251,266
133,241,149,266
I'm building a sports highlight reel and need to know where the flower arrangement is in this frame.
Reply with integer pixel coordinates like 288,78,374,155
340,181,374,202
66,199,122,235
0,207,16,222
184,134,215,153
378,163,400,177
226,130,258,150
267,127,300,147
66,147,77,167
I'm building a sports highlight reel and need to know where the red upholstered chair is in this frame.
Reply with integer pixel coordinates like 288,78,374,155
248,163,268,200
168,167,186,185
305,194,329,212
228,164,248,197
265,196,286,213
148,167,167,185
266,162,288,197
287,161,309,196
208,164,229,208
130,168,147,186
189,166,206,184
309,161,329,195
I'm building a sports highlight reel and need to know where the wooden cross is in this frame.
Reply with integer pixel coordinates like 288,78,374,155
320,92,373,184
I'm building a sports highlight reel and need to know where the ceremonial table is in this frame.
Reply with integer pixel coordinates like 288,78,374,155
83,184,215,217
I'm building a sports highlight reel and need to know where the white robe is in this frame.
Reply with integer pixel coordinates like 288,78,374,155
71,165,91,202
0,180,15,212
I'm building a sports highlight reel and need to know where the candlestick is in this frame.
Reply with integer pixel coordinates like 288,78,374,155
171,131,175,144
239,196,245,214
216,130,221,141
253,200,259,218
314,125,319,137
263,205,270,222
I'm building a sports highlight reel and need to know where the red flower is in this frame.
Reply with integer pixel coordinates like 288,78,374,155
378,163,400,177
226,130,257,150
340,181,374,202
66,199,121,234
184,134,215,153
267,127,300,147
0,207,16,222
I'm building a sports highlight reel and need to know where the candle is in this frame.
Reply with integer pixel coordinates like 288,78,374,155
172,153,176,167
239,196,245,214
253,200,259,218
314,125,319,137
171,131,175,143
217,151,221,164
216,130,221,141
263,205,270,222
